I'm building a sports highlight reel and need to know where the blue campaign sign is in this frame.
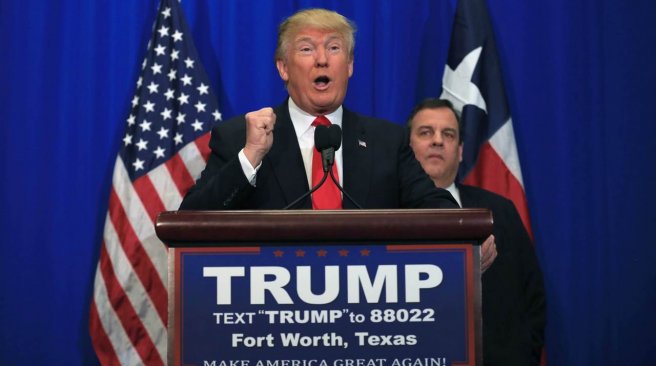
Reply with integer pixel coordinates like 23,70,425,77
171,243,479,366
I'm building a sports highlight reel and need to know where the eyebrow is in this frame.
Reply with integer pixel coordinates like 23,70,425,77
294,34,342,44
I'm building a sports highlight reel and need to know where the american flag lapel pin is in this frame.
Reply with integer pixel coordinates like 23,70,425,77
358,139,367,148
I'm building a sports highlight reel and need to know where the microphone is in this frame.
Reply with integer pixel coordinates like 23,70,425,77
283,124,363,209
314,124,341,172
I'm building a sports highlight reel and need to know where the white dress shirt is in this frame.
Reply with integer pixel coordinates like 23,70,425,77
445,182,462,208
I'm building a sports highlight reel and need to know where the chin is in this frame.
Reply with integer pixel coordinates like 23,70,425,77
312,100,339,112
427,169,444,180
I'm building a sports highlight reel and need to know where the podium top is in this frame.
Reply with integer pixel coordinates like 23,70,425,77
156,209,493,247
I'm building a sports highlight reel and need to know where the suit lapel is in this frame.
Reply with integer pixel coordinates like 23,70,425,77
457,184,475,208
265,101,311,208
342,107,372,208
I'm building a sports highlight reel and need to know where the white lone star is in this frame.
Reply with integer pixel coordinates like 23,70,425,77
440,46,487,114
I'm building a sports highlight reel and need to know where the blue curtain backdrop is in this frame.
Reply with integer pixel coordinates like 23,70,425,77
1,0,655,364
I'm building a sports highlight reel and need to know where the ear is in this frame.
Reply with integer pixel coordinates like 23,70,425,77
276,58,289,82
458,143,464,163
348,58,354,78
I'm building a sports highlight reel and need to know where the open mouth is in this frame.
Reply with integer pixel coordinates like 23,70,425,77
313,75,331,89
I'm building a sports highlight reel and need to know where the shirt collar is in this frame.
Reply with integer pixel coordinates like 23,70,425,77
288,97,343,137
445,182,462,208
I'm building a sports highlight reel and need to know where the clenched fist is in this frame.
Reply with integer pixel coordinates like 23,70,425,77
243,107,276,167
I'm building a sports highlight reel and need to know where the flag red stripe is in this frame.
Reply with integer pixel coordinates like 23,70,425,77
132,174,167,224
98,243,164,366
463,142,533,237
165,153,196,196
195,131,211,161
108,188,168,323
89,300,121,366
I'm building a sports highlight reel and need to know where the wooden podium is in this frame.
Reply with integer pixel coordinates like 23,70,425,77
156,209,492,366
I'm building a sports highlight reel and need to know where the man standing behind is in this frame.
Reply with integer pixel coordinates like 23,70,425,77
408,98,546,365
180,8,456,210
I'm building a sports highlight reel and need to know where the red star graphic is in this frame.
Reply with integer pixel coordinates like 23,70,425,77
273,250,284,257
295,249,306,257
317,249,328,257
338,249,349,257
360,249,371,256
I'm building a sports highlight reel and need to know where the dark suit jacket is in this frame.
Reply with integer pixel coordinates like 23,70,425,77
458,184,546,366
180,100,457,210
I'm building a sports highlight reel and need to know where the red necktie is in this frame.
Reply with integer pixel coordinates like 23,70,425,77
311,116,342,209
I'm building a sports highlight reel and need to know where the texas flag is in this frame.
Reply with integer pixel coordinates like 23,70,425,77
441,0,532,236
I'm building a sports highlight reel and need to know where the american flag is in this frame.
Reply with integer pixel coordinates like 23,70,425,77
89,0,219,364
441,0,533,236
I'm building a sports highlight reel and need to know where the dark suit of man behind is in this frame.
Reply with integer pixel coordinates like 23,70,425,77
180,100,456,210
459,184,545,365
408,98,545,365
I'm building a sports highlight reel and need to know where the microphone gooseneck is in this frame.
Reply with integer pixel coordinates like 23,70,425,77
283,123,362,209
282,169,330,210
328,166,363,209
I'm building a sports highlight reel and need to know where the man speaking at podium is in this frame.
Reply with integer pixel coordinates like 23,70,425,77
179,8,457,211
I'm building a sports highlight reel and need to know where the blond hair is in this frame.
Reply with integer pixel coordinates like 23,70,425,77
275,8,356,61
